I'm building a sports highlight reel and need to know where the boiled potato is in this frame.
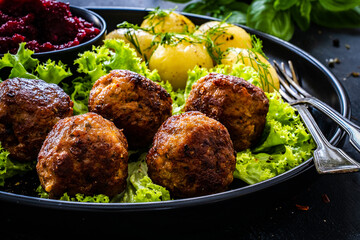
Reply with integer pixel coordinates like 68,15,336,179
196,21,252,58
221,48,279,92
106,28,158,61
149,35,214,89
141,10,195,34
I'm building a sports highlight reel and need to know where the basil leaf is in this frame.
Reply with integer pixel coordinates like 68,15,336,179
291,0,312,31
312,3,360,28
164,0,192,3
218,0,235,5
183,1,213,15
274,0,298,10
247,0,295,41
319,0,360,12
227,10,248,25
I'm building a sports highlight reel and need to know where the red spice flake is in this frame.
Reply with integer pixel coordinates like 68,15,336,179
295,204,309,211
322,194,330,203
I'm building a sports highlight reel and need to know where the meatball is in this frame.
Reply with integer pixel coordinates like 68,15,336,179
146,111,236,198
0,78,73,162
88,70,172,149
184,73,269,151
36,112,128,198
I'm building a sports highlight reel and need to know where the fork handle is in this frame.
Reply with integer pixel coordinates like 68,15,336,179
291,97,360,153
295,105,360,174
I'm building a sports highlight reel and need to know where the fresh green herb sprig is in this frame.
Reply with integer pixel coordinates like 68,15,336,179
145,6,176,20
165,0,360,41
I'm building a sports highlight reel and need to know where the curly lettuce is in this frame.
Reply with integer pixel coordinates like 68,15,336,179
66,39,178,115
36,186,110,203
0,42,71,84
234,92,315,184
0,142,35,186
113,154,171,203
36,59,72,84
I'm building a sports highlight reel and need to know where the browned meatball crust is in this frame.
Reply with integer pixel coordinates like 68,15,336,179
88,70,172,149
0,78,73,162
184,73,269,151
36,112,128,198
146,111,236,198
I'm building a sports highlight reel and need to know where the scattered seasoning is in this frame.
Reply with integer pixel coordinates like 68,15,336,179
333,39,340,47
322,193,330,203
344,72,360,80
351,72,360,77
296,204,310,211
345,44,351,50
326,58,341,68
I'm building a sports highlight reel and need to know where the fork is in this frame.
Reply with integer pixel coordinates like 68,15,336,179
274,60,360,174
274,60,360,153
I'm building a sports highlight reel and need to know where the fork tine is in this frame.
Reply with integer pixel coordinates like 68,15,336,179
273,61,303,100
287,61,311,97
288,61,299,84
274,60,311,98
278,89,293,102
278,73,302,100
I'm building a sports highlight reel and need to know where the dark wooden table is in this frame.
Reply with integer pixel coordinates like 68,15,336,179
2,1,360,239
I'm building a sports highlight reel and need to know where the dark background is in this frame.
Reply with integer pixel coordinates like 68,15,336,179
2,1,360,239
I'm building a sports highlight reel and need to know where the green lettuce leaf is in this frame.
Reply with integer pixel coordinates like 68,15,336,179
62,76,93,115
36,59,72,84
60,193,110,203
234,143,313,185
0,43,72,84
0,142,35,186
69,39,165,115
115,156,171,203
36,186,110,203
0,42,38,80
235,92,315,184
184,65,315,185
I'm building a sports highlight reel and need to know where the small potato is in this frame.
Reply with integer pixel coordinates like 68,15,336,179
196,21,252,57
149,35,214,89
141,10,195,34
221,48,280,92
106,28,158,61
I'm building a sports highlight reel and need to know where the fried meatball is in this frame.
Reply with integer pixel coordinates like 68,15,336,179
184,73,269,151
36,112,128,198
88,70,172,149
0,78,73,162
146,111,236,198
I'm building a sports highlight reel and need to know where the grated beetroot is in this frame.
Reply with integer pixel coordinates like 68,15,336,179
0,0,100,54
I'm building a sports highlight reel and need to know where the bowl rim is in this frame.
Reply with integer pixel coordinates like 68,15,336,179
0,5,106,56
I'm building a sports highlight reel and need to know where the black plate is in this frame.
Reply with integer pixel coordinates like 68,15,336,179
0,8,350,212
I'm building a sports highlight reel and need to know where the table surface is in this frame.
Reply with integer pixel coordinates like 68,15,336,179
2,1,360,239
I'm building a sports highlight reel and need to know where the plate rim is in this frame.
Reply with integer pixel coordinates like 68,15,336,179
0,7,351,212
